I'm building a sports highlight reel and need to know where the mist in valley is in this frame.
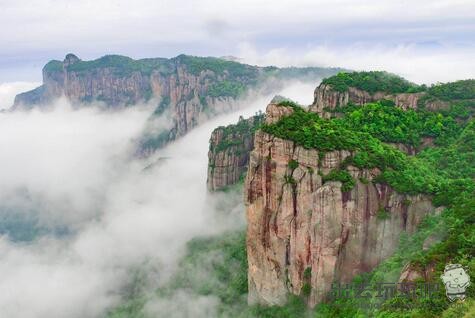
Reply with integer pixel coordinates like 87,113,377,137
0,81,316,318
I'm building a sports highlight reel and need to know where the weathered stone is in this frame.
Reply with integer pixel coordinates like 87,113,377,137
207,115,264,191
308,83,443,116
398,263,423,283
245,108,436,307
264,103,294,124
12,55,241,147
398,262,436,283
13,55,342,150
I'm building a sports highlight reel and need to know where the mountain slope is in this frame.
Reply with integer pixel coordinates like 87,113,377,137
207,112,265,191
12,54,342,152
104,71,474,317
244,73,474,312
311,71,475,117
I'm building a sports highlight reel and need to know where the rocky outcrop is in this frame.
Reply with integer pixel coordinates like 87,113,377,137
264,102,295,124
207,97,298,191
397,229,443,283
385,136,434,156
13,54,341,150
207,114,264,191
309,83,427,116
398,262,437,284
13,54,247,144
245,103,435,307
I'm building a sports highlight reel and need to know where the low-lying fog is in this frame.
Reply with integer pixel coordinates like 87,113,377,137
0,81,315,318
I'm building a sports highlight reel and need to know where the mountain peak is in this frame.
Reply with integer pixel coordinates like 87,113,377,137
64,53,80,66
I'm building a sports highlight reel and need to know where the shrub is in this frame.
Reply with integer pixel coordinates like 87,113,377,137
322,169,356,192
303,267,312,280
301,283,311,297
284,175,297,185
260,102,455,195
321,71,422,94
277,100,303,109
288,159,299,170
43,60,63,73
426,79,475,101
377,207,391,220
208,80,245,98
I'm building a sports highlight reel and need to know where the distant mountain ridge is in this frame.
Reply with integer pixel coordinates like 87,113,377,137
13,53,343,151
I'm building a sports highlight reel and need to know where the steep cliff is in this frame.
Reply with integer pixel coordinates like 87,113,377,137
207,113,265,191
13,54,253,147
310,84,427,115
308,71,475,117
206,96,297,191
13,54,342,151
244,98,449,307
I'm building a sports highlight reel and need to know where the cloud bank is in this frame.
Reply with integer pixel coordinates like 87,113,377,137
1,0,474,83
238,43,475,84
2,0,473,53
0,81,315,318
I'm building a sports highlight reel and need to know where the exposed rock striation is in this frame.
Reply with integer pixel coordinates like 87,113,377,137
245,103,435,307
207,113,264,191
13,54,249,145
308,73,475,118
309,83,427,116
13,54,341,150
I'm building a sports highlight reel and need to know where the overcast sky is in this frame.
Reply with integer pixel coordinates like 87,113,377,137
0,0,474,83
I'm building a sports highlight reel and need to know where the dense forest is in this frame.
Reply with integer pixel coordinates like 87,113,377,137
321,70,475,105
210,112,265,153
320,71,423,94
108,74,474,318
259,97,474,316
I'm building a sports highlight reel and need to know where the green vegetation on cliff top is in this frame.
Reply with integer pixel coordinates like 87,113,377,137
321,71,475,108
65,55,170,76
59,54,261,80
259,82,475,316
39,54,343,111
208,80,246,98
108,77,474,318
426,79,475,101
321,71,423,94
211,112,265,153
175,54,259,79
262,99,472,199
42,54,344,86
43,60,63,73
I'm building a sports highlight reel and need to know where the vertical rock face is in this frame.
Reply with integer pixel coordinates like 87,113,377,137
264,102,295,124
13,54,244,143
309,83,426,116
245,103,435,307
13,54,341,149
207,114,264,191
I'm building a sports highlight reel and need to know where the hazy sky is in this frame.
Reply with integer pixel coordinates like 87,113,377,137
0,0,474,83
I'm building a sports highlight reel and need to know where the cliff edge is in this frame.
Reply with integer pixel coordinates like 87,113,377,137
245,101,438,307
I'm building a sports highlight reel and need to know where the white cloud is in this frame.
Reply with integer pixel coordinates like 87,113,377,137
238,43,475,84
0,101,151,227
0,82,316,318
1,0,474,73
